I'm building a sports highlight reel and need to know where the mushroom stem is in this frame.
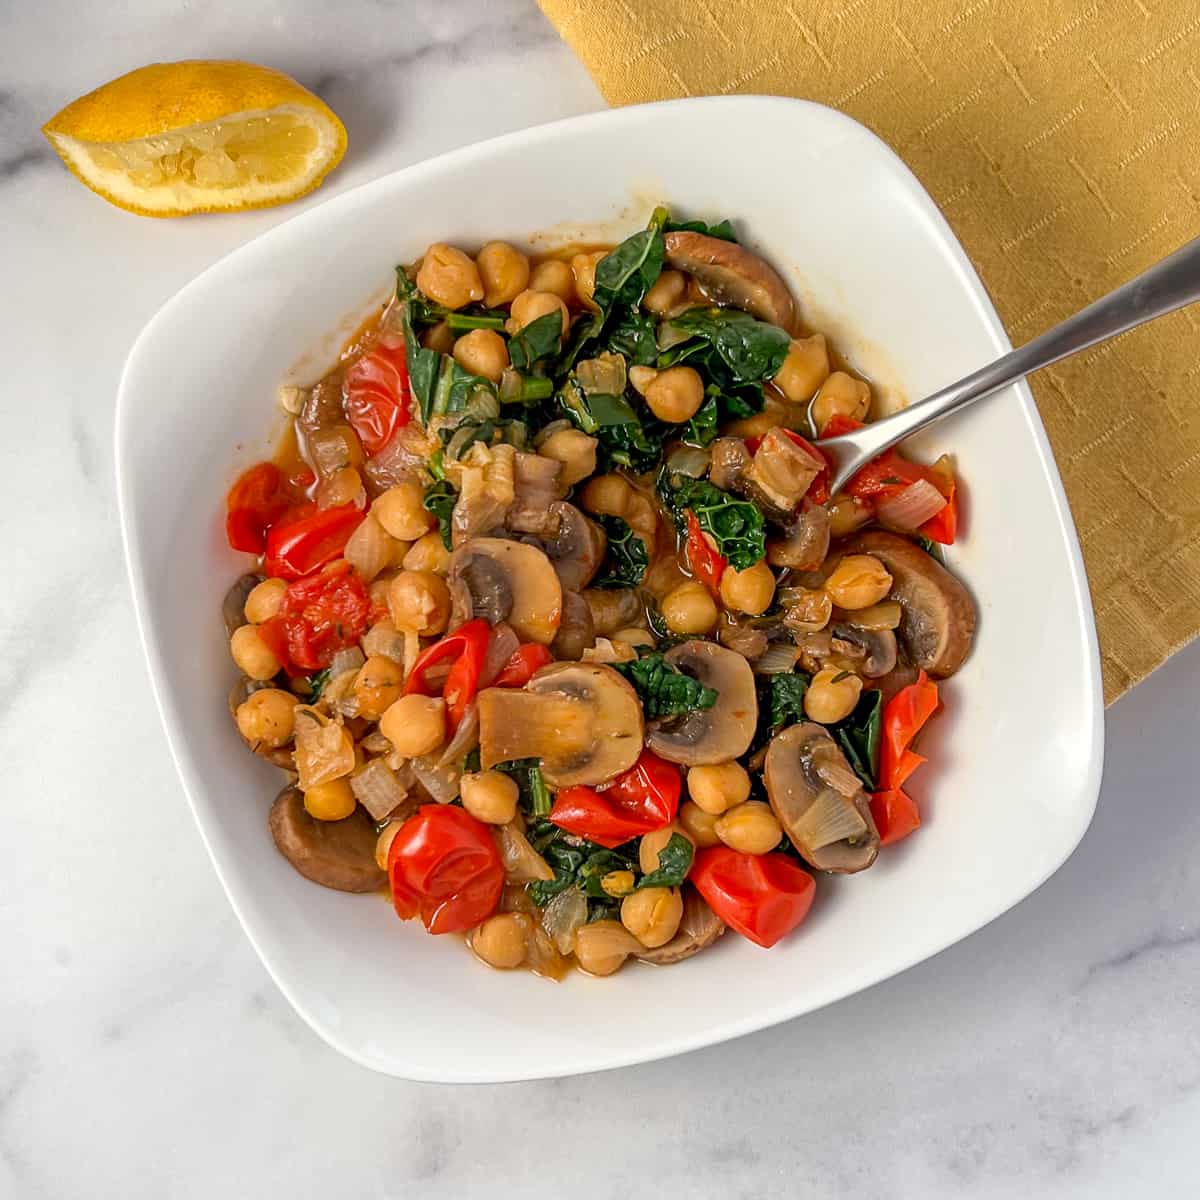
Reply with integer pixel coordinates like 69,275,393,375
477,690,591,767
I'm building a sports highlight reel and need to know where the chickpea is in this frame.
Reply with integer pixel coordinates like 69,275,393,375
628,364,657,395
642,365,705,423
368,574,396,611
642,268,686,314
420,321,456,354
600,870,636,898
235,688,298,748
402,530,451,576
230,624,281,681
453,328,509,383
471,913,530,969
824,554,893,610
460,770,519,825
661,580,719,636
718,559,776,615
773,334,830,405
528,258,574,301
507,289,571,336
620,886,683,948
826,494,873,538
375,820,402,870
538,427,598,488
688,762,752,816
724,397,785,439
570,250,607,311
475,241,530,307
580,473,631,518
416,243,484,310
805,666,864,724
352,655,405,721
613,626,655,649
782,587,832,633
244,577,287,624
715,801,783,855
373,481,434,541
639,823,693,874
387,569,451,635
303,778,357,822
812,371,871,433
574,920,638,976
379,695,446,758
679,800,722,847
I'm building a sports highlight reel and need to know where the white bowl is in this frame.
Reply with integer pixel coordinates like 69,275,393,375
117,96,1103,1082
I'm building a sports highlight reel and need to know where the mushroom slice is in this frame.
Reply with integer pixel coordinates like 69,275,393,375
223,572,264,637
477,662,643,788
663,231,797,331
764,723,879,874
830,623,898,678
841,531,976,678
447,537,563,644
767,503,831,571
647,641,757,766
551,589,596,660
537,502,608,592
507,452,567,536
636,887,726,965
268,786,386,893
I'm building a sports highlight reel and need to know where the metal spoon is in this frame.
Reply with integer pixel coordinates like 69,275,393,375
817,235,1200,495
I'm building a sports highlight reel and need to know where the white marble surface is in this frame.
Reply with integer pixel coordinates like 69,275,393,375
3,1,1199,1195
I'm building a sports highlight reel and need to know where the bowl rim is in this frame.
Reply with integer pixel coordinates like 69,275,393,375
116,93,1105,1082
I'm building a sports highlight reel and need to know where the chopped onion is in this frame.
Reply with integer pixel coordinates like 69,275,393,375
329,647,366,679
657,321,691,351
875,478,947,530
362,619,406,663
835,600,901,631
533,419,571,447
480,623,520,688
292,708,355,790
350,759,410,822
437,701,480,767
665,443,711,478
344,514,395,583
815,754,865,798
277,385,304,414
361,730,392,755
526,925,571,981
308,425,363,481
576,353,628,397
754,643,801,674
494,821,555,883
792,790,869,852
542,886,588,953
411,755,461,804
500,882,537,914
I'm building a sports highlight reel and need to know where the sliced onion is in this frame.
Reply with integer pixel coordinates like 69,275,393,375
411,755,461,804
576,353,627,396
542,885,588,954
329,647,366,678
292,708,355,790
754,643,801,674
437,700,480,767
875,478,947,530
494,821,555,883
665,443,711,478
526,925,571,981
344,514,396,583
480,623,520,688
349,758,410,822
308,425,363,481
361,730,392,755
792,790,868,852
815,754,865,798
362,619,407,663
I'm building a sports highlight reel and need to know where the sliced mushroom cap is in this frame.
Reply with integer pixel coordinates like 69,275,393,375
647,641,757,766
841,531,976,678
767,504,831,570
551,589,596,660
663,231,797,332
478,662,644,787
636,887,726,965
447,537,563,644
583,586,642,637
537,502,608,592
223,573,264,637
764,722,879,874
268,786,386,893
830,623,898,678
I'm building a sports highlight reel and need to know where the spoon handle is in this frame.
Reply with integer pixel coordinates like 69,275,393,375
822,233,1200,493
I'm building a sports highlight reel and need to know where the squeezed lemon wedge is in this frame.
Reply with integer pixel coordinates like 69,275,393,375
42,60,347,217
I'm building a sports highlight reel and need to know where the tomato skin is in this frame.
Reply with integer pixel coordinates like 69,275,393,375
691,848,815,948
879,671,939,790
919,480,958,545
344,338,411,456
258,560,374,672
818,413,864,439
493,643,554,688
403,619,491,731
870,788,922,846
549,750,681,848
387,805,504,934
685,509,727,592
225,462,289,554
743,430,831,503
264,503,364,580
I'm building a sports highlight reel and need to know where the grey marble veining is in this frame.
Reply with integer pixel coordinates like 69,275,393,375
2,2,1199,1197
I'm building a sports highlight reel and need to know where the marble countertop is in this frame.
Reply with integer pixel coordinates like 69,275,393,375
3,1,1199,1195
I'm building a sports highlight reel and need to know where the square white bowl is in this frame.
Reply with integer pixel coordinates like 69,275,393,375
117,96,1103,1082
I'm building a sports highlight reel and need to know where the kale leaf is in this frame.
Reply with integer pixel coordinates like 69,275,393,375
615,652,719,719
592,514,649,588
559,381,665,473
606,309,659,365
496,758,552,818
304,667,332,701
637,833,694,889
422,479,457,550
681,392,719,447
657,471,766,569
830,688,883,790
667,307,791,383
662,216,738,242
508,309,564,371
592,229,665,316
395,270,441,422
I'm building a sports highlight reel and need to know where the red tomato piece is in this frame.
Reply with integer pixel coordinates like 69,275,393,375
225,461,289,554
879,671,939,791
493,643,554,688
549,750,681,848
685,509,727,592
258,560,374,672
387,805,504,934
818,413,864,438
263,503,365,580
403,619,491,732
871,788,922,846
919,479,958,544
691,848,816,948
343,337,411,456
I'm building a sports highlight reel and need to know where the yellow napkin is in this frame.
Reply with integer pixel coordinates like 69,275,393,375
540,0,1200,703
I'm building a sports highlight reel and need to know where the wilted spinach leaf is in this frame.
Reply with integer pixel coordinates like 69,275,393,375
657,472,766,569
304,667,332,701
606,308,659,365
592,514,649,588
423,479,457,550
752,671,812,753
637,833,694,889
497,758,552,818
615,653,719,719
830,688,883,790
592,229,665,316
662,215,738,242
508,310,564,371
681,392,719,446
396,270,441,421
668,307,790,383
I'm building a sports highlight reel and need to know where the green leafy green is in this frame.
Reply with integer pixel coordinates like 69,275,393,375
681,392,719,447
431,358,497,417
606,309,659,365
525,822,638,908
592,229,665,316
667,307,791,383
497,759,552,818
614,652,719,719
913,533,947,564
637,833,694,888
396,270,442,422
559,381,664,473
662,215,738,242
657,472,766,570
592,514,649,588
304,667,332,700
423,480,456,550
830,688,883,790
508,310,563,370
499,370,555,405
752,671,812,754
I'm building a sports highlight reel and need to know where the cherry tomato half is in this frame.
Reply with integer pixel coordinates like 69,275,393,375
870,788,922,847
691,848,816,948
344,337,411,456
263,503,364,580
387,805,504,934
685,509,727,592
225,461,289,554
549,750,681,848
879,671,939,792
403,619,491,732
